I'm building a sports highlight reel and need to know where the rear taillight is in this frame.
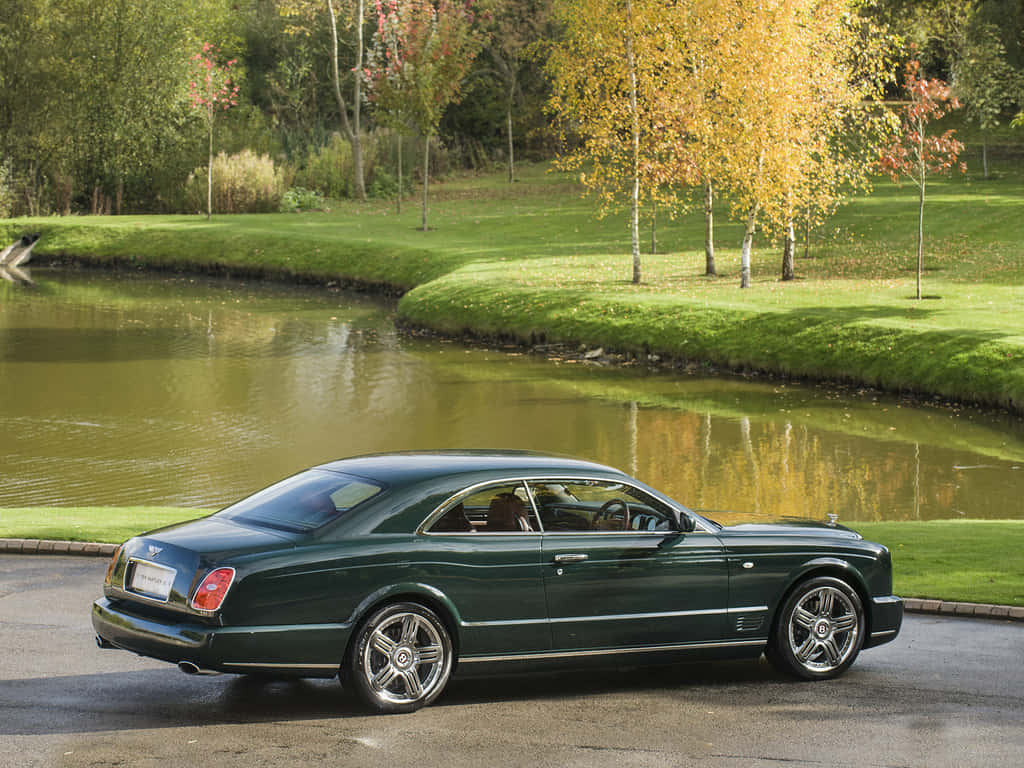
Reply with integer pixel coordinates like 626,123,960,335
190,567,235,612
104,545,125,586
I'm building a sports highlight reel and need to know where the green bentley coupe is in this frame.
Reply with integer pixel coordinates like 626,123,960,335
92,451,903,713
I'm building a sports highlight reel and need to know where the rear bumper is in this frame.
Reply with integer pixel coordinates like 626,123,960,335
864,595,903,649
92,597,347,677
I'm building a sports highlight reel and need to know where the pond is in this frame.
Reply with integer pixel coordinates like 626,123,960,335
1,270,1022,522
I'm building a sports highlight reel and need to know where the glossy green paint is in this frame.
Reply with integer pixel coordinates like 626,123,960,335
92,452,902,679
542,531,728,649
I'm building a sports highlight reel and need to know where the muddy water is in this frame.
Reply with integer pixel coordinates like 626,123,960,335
1,270,1021,521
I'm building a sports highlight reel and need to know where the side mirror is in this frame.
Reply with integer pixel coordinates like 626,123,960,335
674,510,696,533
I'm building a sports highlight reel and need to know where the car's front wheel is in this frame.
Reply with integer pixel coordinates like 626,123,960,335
347,601,453,713
768,576,864,680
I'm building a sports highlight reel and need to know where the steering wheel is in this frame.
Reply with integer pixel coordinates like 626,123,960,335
594,498,630,530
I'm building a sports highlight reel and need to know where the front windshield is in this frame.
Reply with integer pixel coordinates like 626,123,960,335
215,469,383,533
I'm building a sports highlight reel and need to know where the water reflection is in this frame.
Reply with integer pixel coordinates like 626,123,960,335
0,270,1021,521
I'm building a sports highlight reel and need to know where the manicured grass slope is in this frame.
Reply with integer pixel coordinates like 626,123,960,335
1,510,1018,606
0,508,209,545
854,520,1024,607
6,162,1022,410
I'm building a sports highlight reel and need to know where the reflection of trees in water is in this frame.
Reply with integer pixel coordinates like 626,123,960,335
630,409,1016,522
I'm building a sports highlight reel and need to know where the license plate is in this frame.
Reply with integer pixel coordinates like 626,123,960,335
129,560,176,601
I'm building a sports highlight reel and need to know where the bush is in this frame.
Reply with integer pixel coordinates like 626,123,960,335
185,150,286,214
0,162,14,218
293,133,353,199
280,186,327,213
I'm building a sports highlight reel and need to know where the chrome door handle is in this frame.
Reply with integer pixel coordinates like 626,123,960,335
553,553,588,564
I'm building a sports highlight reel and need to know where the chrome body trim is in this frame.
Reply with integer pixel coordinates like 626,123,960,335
222,662,341,670
870,629,899,639
459,605,768,628
459,639,766,664
416,474,707,535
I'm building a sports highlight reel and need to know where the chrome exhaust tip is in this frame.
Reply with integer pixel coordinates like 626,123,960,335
96,635,116,650
178,660,219,676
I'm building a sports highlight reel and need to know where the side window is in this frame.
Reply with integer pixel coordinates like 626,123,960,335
527,480,676,533
427,482,539,534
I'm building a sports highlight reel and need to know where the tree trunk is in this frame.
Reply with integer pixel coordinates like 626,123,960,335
982,132,988,180
916,177,925,300
207,118,213,220
781,219,795,281
625,0,641,284
352,0,365,200
803,210,811,260
396,134,402,215
704,180,716,276
421,133,430,231
116,175,124,216
506,107,514,184
650,200,656,254
327,0,366,201
740,202,758,289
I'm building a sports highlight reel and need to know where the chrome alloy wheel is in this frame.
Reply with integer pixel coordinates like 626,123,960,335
358,605,452,710
786,584,861,673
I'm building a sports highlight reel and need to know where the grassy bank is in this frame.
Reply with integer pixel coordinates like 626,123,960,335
853,520,1024,607
1,509,1019,606
0,508,209,545
4,162,1024,411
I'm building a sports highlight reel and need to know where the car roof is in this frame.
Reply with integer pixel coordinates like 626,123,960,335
314,450,627,487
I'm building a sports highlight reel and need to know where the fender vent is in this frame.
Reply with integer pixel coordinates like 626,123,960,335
734,614,765,633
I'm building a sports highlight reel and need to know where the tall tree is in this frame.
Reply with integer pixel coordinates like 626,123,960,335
547,0,663,283
365,0,483,231
280,0,369,199
707,0,885,288
951,19,1019,179
478,0,552,184
878,60,965,300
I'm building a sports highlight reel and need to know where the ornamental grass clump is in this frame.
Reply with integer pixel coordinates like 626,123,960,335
185,150,287,214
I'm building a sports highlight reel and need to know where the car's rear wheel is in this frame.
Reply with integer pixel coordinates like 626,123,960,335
347,601,453,713
768,576,864,680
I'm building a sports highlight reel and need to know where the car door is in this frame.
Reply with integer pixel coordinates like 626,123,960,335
531,478,729,651
420,481,547,657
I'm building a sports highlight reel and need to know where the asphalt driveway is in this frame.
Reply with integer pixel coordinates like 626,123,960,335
1,555,1021,768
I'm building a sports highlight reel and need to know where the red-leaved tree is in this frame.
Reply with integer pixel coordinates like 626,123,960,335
365,0,482,230
878,60,965,300
189,44,240,220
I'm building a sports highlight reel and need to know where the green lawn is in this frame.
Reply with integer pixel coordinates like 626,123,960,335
0,507,209,546
1,509,1019,606
4,161,1022,411
853,520,1024,607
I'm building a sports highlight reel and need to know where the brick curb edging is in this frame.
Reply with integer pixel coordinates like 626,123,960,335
3,538,1022,622
903,597,1024,621
1,538,118,557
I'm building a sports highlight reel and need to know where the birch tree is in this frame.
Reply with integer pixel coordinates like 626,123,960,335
547,0,663,283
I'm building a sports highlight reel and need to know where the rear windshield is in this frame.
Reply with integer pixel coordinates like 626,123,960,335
215,469,383,533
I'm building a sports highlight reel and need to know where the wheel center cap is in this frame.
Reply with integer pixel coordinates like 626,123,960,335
814,619,831,638
393,646,416,670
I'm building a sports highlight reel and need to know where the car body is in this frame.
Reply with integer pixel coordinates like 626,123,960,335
92,451,903,712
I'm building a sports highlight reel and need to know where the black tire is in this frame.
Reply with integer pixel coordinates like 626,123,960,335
346,601,453,713
768,576,865,680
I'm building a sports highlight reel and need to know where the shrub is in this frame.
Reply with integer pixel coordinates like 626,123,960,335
0,162,14,218
293,133,353,199
185,150,286,214
280,186,327,213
